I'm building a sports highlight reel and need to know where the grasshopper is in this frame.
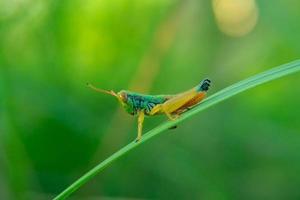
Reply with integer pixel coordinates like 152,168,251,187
88,79,211,142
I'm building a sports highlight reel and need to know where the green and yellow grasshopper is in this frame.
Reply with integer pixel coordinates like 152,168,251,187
88,79,211,142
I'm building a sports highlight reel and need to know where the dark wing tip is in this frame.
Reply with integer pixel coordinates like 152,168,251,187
200,78,211,91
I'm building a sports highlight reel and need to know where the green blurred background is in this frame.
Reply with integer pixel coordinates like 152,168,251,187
1,0,300,199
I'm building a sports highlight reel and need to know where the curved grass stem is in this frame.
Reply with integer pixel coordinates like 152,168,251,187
54,60,300,200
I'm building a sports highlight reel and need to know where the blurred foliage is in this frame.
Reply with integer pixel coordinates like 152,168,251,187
0,0,300,199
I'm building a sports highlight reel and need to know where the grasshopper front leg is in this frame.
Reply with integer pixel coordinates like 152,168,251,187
136,110,145,142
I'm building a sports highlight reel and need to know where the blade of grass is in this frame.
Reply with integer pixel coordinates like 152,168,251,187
54,60,300,200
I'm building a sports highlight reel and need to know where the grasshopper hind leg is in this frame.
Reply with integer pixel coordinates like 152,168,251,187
165,111,179,121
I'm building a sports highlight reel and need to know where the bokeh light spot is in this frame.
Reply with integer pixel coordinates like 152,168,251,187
212,0,259,37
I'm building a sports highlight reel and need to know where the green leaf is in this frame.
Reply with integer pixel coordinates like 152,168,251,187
54,60,300,200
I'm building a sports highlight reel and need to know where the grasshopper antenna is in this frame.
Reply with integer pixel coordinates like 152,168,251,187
87,83,117,97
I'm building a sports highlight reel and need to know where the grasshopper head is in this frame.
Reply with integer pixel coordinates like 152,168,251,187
116,90,128,106
117,90,136,115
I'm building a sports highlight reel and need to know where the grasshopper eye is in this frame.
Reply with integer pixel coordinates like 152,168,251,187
118,91,127,102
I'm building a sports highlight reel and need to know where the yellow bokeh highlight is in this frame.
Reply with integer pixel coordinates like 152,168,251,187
212,0,259,37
